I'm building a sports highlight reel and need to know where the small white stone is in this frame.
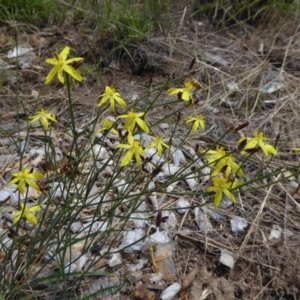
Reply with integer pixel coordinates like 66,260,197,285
206,208,224,221
49,182,68,200
0,236,13,249
8,45,33,58
218,197,233,209
219,249,234,268
230,216,247,234
184,171,198,191
166,183,178,193
133,133,151,147
159,123,169,129
108,253,122,267
114,179,129,194
119,229,145,252
269,225,282,240
200,167,211,183
183,145,205,168
162,164,180,176
64,253,88,274
176,198,190,214
83,221,108,234
156,172,168,182
70,221,82,233
170,146,186,166
0,185,16,203
227,82,239,91
149,273,163,283
126,257,148,272
148,229,170,244
90,145,110,160
130,212,146,228
160,282,181,300
261,82,284,94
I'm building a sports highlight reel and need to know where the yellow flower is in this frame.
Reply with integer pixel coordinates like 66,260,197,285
185,115,205,132
205,176,241,208
237,131,277,157
148,136,169,156
115,132,145,166
168,81,194,102
205,146,243,178
117,110,149,133
95,119,119,136
12,202,41,225
44,46,83,84
97,86,127,112
28,109,57,129
7,168,43,195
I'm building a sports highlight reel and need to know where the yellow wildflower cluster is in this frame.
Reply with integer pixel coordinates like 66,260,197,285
204,147,242,208
7,168,43,195
13,203,41,226
168,80,206,133
168,80,195,102
112,110,169,166
8,44,283,232
204,130,277,208
206,175,242,208
29,109,57,129
237,131,277,157
97,86,127,112
7,168,43,226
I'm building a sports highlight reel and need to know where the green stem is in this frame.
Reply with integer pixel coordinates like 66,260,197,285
66,74,76,138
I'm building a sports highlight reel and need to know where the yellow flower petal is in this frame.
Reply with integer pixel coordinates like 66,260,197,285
117,111,148,133
28,109,57,130
18,179,26,195
7,177,19,187
205,186,216,193
12,203,41,226
136,118,149,133
214,190,223,208
44,65,59,84
239,131,277,157
168,81,194,101
181,90,191,101
28,205,41,213
206,177,240,208
7,169,43,195
57,68,65,84
63,65,82,82
97,86,126,112
60,46,70,61
44,46,83,84
120,151,134,166
168,88,183,96
25,213,38,225
115,133,144,167
25,179,40,192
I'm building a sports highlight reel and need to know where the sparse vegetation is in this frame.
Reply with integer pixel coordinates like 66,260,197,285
192,0,299,24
